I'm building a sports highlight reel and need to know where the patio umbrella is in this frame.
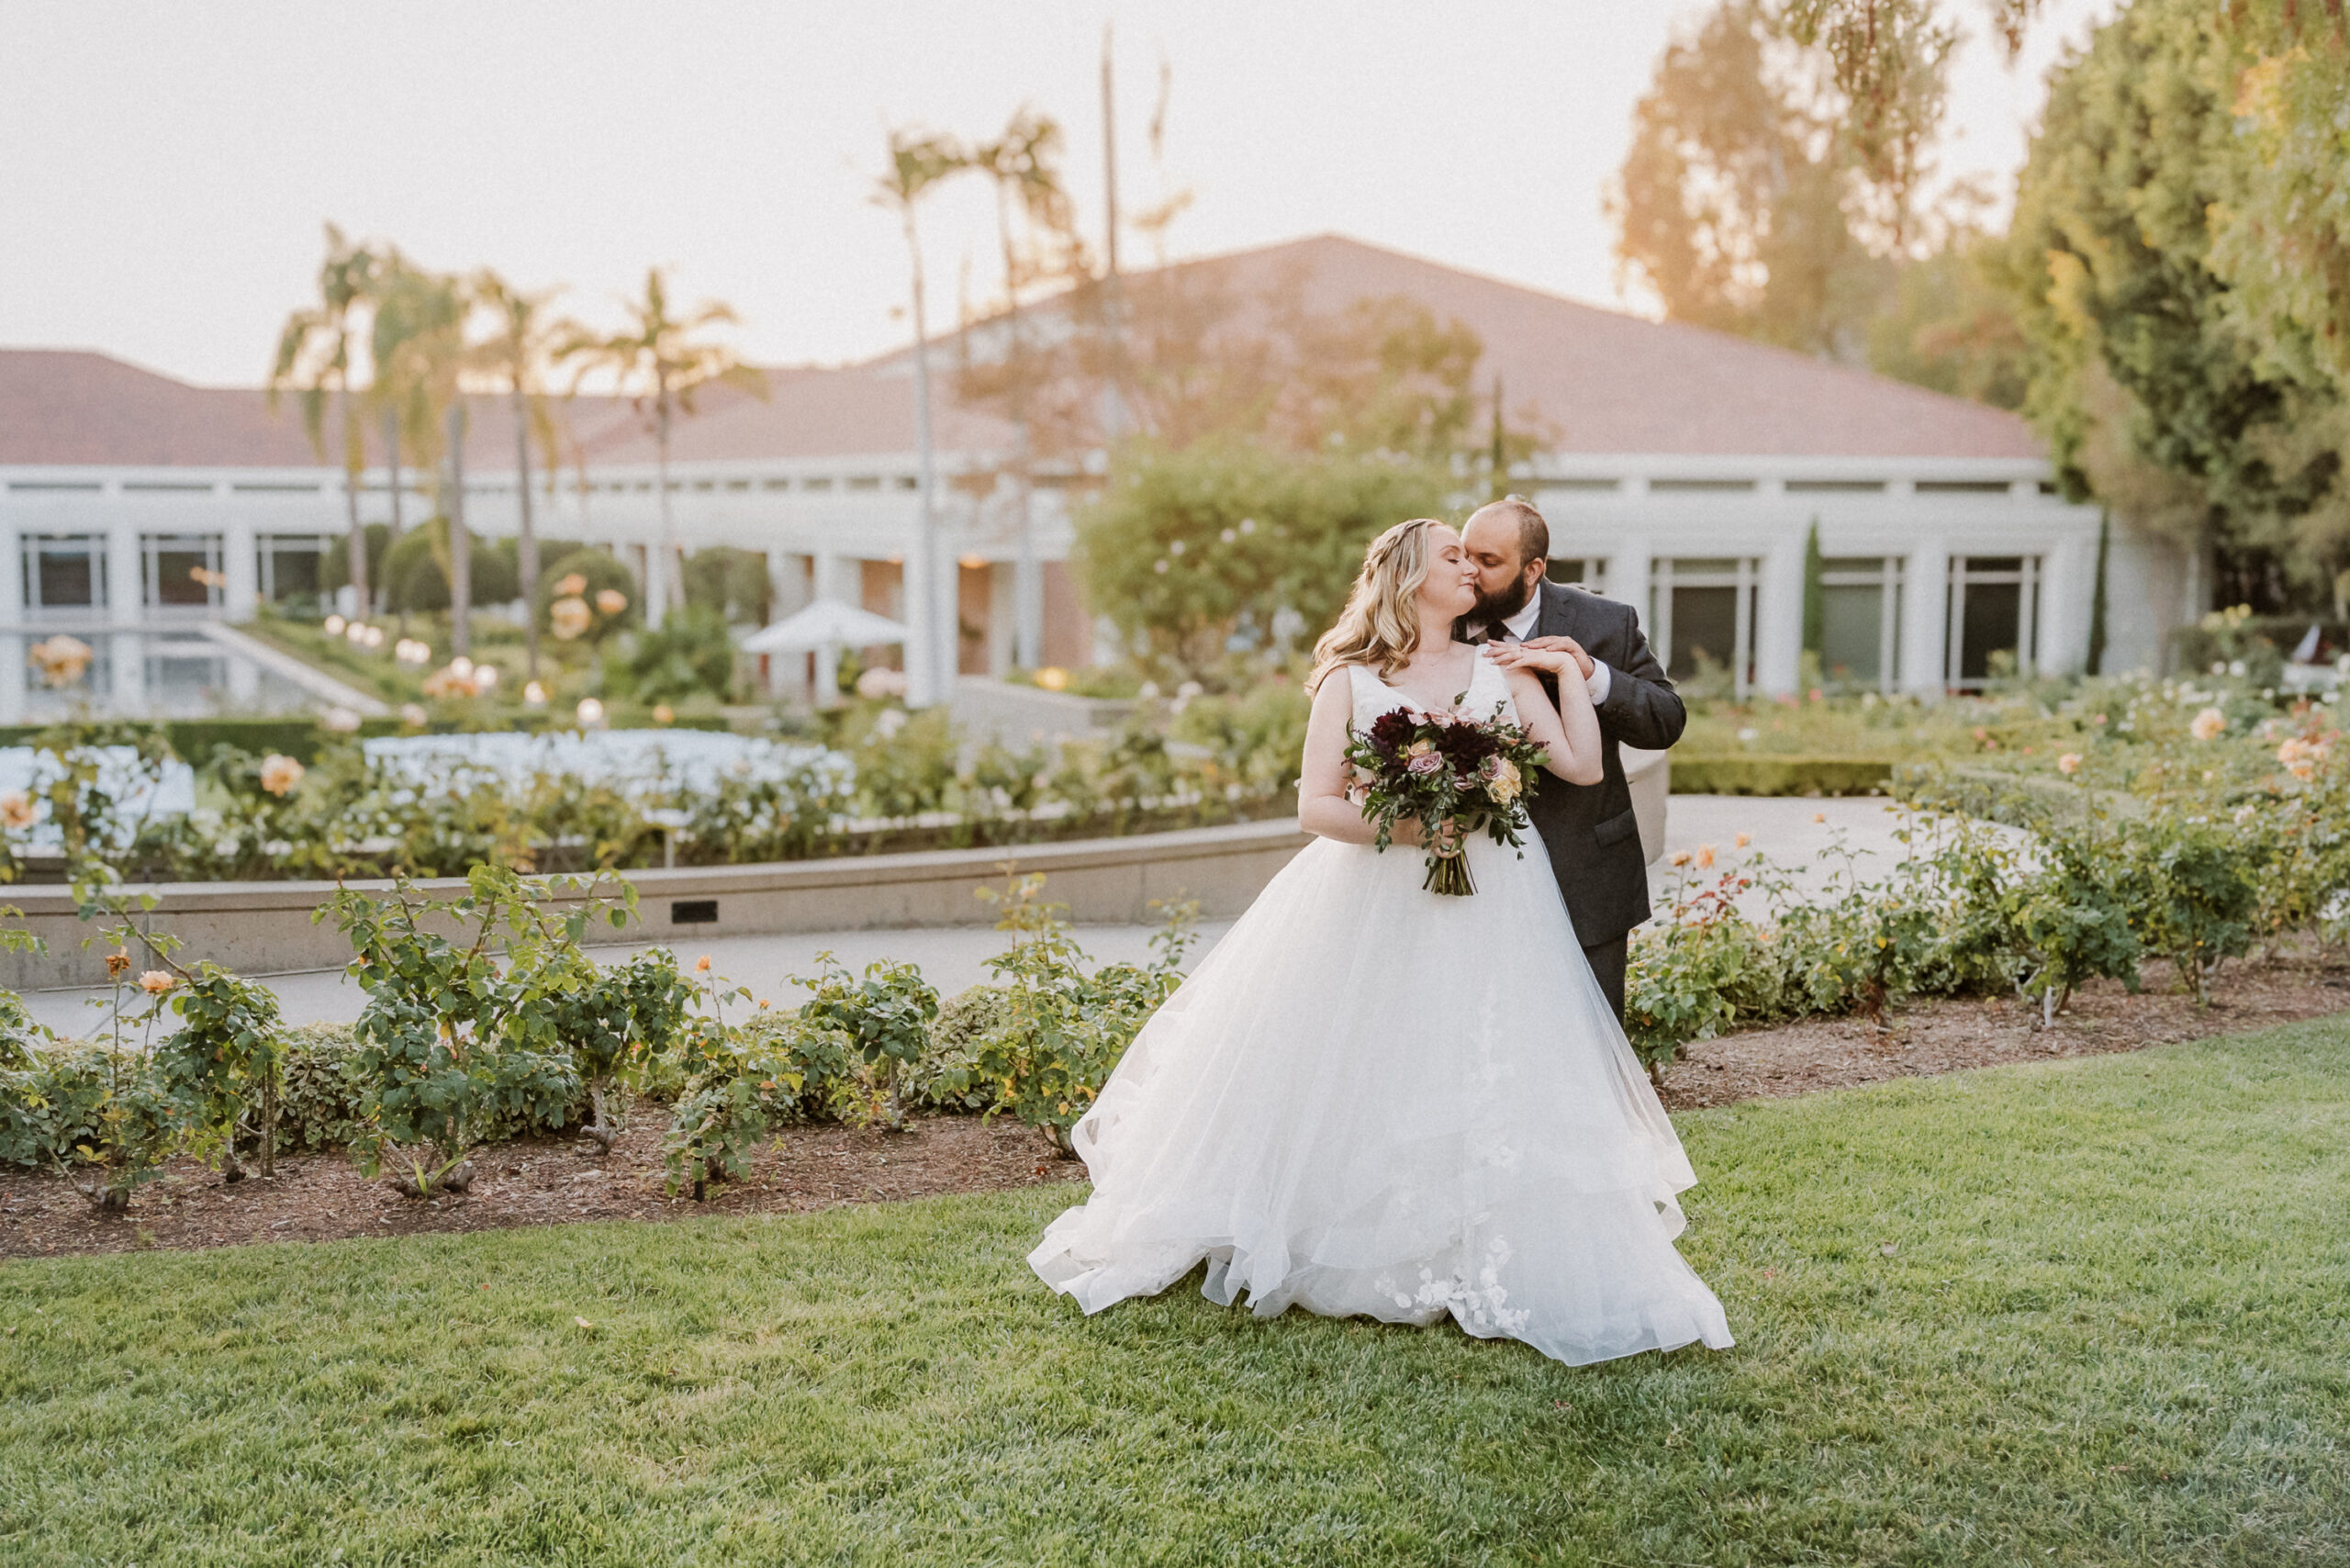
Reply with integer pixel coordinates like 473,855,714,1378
739,599,908,655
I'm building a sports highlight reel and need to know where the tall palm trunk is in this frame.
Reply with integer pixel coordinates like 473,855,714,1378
904,207,944,707
341,380,369,613
654,386,677,628
380,407,405,616
512,383,540,677
447,397,471,656
996,190,1041,672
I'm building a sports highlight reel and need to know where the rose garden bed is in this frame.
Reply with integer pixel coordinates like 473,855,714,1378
8,951,2339,1261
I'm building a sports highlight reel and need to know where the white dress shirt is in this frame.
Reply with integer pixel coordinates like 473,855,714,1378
1492,588,1613,705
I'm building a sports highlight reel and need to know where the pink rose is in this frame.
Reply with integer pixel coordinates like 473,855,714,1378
1406,752,1443,777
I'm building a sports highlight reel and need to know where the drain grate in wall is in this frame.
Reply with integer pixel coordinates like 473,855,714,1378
670,899,719,925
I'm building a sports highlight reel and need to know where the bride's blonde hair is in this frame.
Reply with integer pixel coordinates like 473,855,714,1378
1306,517,1452,694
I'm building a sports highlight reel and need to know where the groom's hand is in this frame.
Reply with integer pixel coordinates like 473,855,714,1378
1518,635,1595,680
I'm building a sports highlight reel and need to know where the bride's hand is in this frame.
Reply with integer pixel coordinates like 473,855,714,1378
1489,636,1595,680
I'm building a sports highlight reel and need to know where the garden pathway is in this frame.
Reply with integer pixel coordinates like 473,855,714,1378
16,797,1901,1033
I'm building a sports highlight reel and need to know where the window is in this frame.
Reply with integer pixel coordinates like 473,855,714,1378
847,476,882,492
1546,557,1607,594
1916,479,2012,495
1651,557,1758,698
803,476,834,492
1786,479,1885,494
1538,479,1619,496
144,533,223,610
1818,556,1902,691
258,533,329,605
1649,479,1756,494
25,535,104,612
1946,555,2040,688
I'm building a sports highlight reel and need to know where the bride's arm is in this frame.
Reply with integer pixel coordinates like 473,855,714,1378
1490,653,1605,785
1296,674,1419,846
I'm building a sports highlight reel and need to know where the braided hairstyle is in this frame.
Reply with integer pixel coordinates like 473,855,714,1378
1306,517,1453,694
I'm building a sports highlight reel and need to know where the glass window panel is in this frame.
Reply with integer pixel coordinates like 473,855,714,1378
151,548,213,606
1965,556,2023,576
1667,557,1740,577
1670,585,1740,678
1958,581,2022,681
36,542,95,607
268,544,320,599
1820,584,1884,685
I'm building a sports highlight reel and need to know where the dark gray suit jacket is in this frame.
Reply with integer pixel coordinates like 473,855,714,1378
1480,581,1684,946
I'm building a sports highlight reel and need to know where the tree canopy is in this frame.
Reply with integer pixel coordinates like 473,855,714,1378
2000,0,2346,599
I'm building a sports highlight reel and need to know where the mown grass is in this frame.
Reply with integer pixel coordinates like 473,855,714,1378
5,1020,2348,1566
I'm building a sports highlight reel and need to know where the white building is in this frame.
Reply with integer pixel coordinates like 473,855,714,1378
0,236,2185,713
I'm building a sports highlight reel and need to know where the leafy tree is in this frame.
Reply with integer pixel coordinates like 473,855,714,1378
875,128,971,705
560,271,767,621
1610,0,1901,362
268,224,385,610
968,107,1079,671
1074,440,1448,677
606,604,737,704
382,520,519,613
680,546,772,624
468,270,576,678
1864,225,2029,409
1999,0,2345,597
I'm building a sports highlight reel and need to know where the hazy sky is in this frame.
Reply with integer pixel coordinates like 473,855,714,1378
0,0,2112,387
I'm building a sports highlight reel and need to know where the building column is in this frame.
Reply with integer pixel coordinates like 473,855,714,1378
107,521,142,627
812,553,855,706
1609,537,1653,636
110,631,144,711
223,517,258,623
0,519,21,724
2035,529,2086,678
1901,533,1949,699
988,562,1016,678
0,512,21,625
1755,526,1806,698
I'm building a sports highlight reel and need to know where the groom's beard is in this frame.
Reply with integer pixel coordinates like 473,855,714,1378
1468,573,1535,631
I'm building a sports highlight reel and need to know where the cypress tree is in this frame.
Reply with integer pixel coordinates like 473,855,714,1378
2086,509,2110,676
1800,519,1826,657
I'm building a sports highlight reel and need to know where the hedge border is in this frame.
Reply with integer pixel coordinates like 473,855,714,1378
1668,754,1894,797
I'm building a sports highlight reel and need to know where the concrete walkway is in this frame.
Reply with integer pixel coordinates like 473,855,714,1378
19,796,1908,1034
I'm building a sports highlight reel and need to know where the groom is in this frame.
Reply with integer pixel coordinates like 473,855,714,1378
1458,496,1684,1020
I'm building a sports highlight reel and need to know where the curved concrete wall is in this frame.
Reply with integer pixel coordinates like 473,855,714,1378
0,817,1314,992
0,749,1668,993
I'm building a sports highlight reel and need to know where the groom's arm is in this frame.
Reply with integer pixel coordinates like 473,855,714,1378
1591,604,1685,751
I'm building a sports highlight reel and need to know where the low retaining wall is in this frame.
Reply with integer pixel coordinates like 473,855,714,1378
0,817,1315,992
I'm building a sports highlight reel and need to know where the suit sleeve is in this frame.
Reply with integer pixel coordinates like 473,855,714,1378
1594,601,1686,750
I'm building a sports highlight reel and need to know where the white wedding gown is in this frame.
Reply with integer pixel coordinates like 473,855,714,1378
1029,651,1734,1366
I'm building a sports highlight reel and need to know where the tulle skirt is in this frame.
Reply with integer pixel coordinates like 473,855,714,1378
1027,827,1734,1366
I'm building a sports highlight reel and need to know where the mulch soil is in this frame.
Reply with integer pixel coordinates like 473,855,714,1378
6,953,2346,1261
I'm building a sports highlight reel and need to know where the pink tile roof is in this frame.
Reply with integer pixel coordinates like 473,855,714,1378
1,235,2041,469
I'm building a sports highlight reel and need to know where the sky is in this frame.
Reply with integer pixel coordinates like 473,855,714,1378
0,0,2114,388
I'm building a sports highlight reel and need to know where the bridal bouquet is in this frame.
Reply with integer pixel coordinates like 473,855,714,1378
1345,703,1550,896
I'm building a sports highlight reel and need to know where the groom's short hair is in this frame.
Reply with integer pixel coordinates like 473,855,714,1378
1469,495,1550,571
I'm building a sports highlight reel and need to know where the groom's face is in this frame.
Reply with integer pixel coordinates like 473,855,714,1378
1462,514,1542,623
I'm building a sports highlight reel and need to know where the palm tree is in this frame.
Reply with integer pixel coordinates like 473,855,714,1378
973,108,1072,673
369,260,468,643
875,127,971,705
268,224,382,613
468,269,574,678
561,271,766,625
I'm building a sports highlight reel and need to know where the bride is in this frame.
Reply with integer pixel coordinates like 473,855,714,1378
1028,517,1733,1365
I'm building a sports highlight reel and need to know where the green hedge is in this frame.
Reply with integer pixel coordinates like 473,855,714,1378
1667,754,1894,796
0,720,330,767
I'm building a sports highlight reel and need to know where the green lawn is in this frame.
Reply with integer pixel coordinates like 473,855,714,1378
6,1024,2349,1566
